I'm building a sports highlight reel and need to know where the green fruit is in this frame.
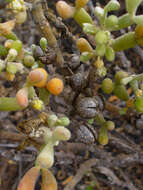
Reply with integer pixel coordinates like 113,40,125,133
98,126,108,145
105,121,115,130
114,84,129,101
23,55,35,67
134,96,143,112
56,117,70,126
40,37,47,51
102,78,114,94
115,71,128,84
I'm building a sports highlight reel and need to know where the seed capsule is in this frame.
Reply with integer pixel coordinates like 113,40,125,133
76,97,99,118
70,72,86,90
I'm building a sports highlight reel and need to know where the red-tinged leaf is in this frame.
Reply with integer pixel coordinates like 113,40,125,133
17,166,40,190
41,169,57,190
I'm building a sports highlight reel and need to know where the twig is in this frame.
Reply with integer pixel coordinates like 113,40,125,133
32,0,64,65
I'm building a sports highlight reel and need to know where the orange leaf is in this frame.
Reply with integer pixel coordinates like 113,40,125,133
41,169,57,190
17,166,40,190
0,20,15,35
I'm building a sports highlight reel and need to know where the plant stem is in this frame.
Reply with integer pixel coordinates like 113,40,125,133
32,0,64,65
0,97,22,111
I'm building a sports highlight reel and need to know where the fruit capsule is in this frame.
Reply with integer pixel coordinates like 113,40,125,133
28,68,48,88
16,88,29,108
46,78,64,95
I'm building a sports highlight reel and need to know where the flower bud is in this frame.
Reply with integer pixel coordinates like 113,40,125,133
46,78,64,95
102,78,114,94
75,0,88,8
97,67,107,77
16,88,29,108
93,57,104,69
105,46,115,61
4,40,13,49
53,126,71,141
28,68,48,88
47,114,58,127
7,48,18,61
23,55,35,67
77,38,93,53
40,37,47,51
31,99,44,111
56,1,75,19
